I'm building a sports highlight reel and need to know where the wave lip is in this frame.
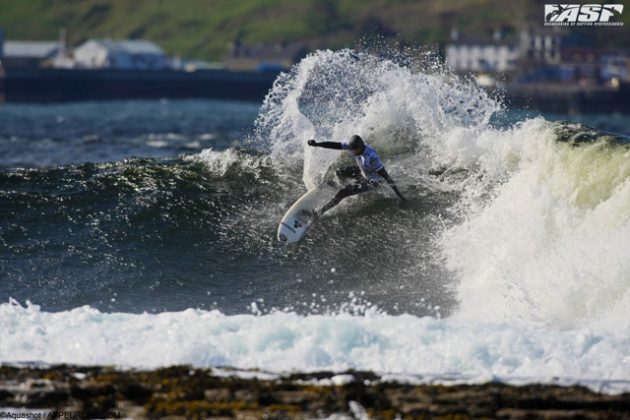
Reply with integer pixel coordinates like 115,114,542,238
1,301,629,393
252,48,501,189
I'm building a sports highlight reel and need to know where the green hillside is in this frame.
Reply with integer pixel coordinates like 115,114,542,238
0,0,628,61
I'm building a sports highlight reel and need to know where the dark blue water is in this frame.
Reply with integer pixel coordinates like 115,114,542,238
0,100,259,168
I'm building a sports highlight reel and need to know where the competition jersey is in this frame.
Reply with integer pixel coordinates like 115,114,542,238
341,142,384,181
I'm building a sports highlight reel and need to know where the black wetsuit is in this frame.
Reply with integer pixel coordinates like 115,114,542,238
311,141,405,215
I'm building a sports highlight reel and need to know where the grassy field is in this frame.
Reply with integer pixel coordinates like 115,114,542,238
0,0,628,61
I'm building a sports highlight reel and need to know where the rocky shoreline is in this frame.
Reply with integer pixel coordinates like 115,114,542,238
0,365,629,419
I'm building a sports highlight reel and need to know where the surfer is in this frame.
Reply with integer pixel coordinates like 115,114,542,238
307,135,406,215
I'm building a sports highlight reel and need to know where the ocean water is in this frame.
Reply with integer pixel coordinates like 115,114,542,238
1,49,630,391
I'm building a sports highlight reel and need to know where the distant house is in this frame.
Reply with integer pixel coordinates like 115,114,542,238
517,30,614,84
1,40,59,69
601,52,630,82
446,28,589,80
560,47,607,83
519,29,564,65
68,39,169,70
224,42,309,72
446,39,519,73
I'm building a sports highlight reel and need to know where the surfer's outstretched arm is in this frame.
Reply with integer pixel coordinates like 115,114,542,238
307,139,343,150
377,168,406,202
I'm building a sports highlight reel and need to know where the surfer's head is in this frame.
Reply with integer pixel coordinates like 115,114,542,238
349,135,365,155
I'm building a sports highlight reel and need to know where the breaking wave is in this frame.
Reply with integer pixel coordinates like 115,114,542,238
2,49,630,390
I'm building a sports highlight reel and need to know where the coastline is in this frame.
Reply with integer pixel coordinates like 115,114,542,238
1,67,629,115
1,365,629,419
0,68,278,103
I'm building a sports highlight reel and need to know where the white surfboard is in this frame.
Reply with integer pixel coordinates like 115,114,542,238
277,185,335,243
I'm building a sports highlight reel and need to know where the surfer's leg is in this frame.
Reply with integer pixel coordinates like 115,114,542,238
319,180,377,215
336,166,362,182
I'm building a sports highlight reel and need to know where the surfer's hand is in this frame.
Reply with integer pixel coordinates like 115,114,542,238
307,139,317,147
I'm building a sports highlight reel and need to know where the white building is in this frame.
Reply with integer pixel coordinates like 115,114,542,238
2,41,59,68
66,39,169,70
446,40,519,73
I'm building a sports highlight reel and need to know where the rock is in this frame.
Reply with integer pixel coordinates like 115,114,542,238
0,365,628,419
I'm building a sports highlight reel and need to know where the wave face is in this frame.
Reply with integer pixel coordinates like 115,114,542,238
1,49,630,389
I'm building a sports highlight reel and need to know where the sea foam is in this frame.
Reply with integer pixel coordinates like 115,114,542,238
1,301,629,393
